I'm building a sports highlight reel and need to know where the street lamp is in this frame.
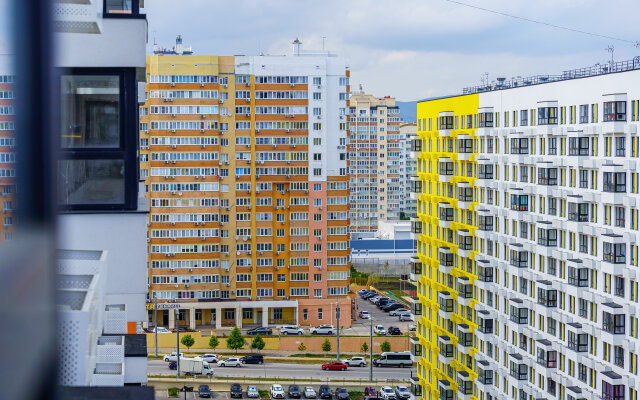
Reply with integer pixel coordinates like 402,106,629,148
336,302,341,361
176,308,180,379
369,316,373,382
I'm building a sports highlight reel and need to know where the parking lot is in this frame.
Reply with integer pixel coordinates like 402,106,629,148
349,295,413,336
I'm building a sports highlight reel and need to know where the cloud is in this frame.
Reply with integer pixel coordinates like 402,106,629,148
143,0,640,100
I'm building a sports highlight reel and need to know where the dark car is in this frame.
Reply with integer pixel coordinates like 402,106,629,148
230,383,243,398
319,385,332,400
380,303,399,312
362,292,377,299
387,327,402,336
169,361,177,370
335,388,350,400
247,327,273,336
376,298,391,307
288,385,301,398
383,303,404,312
199,385,211,398
241,354,264,364
364,387,378,400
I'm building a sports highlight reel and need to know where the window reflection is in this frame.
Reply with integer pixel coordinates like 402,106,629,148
58,159,125,205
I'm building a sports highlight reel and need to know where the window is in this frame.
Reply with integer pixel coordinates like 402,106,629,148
538,107,558,125
615,136,626,157
104,0,142,17
59,69,138,210
520,110,528,126
538,168,558,186
478,112,493,127
569,137,589,156
579,105,589,123
602,311,625,334
317,307,323,319
302,308,308,321
603,172,626,193
602,382,625,400
604,101,627,121
603,242,626,264
548,137,557,155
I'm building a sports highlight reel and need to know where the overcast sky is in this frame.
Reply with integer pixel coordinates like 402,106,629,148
144,0,640,101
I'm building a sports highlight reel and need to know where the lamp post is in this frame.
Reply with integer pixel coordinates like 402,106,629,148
369,317,373,382
176,308,180,379
336,302,341,361
154,296,158,357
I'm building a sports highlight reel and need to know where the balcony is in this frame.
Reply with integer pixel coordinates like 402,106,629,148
457,371,473,399
410,220,422,240
91,362,125,386
478,213,493,232
410,336,422,361
602,308,625,335
537,226,558,247
437,291,454,319
438,247,454,273
538,167,558,186
438,159,454,183
537,284,557,308
603,172,626,193
457,137,473,161
509,302,528,324
476,361,494,387
437,380,454,400
103,304,127,335
477,162,493,180
457,184,473,209
568,260,589,287
478,111,494,128
509,355,528,380
477,263,493,283
477,314,494,335
410,297,422,316
567,324,588,353
96,336,124,364
537,107,558,125
438,336,454,364
457,325,473,352
510,137,529,155
438,112,454,137
568,201,589,222
569,137,590,156
438,203,454,229
536,342,557,368
409,178,422,200
509,247,528,268
603,238,626,265
601,371,625,400
410,258,422,282
457,230,473,257
410,137,421,159
457,277,473,306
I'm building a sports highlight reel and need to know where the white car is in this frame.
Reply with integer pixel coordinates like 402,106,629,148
310,325,335,335
380,386,397,400
344,356,367,367
247,385,260,398
374,325,387,335
389,308,408,316
153,327,171,333
395,385,410,400
408,324,417,332
369,295,382,303
280,326,304,335
270,384,286,399
398,313,412,322
218,357,242,367
199,354,219,363
359,310,370,319
163,352,184,362
304,386,317,399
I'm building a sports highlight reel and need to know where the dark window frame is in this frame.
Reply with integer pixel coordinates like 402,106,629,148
604,101,627,122
569,137,589,156
103,0,145,19
603,172,626,193
58,67,139,211
538,107,558,125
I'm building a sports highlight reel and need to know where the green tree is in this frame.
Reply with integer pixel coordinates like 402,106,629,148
208,334,219,350
322,338,332,353
226,326,245,353
380,340,391,353
251,334,266,352
298,342,307,352
181,334,195,350
361,342,368,353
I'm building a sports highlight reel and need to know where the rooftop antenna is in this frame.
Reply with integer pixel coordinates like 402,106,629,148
292,37,302,56
481,72,489,86
606,45,615,66
322,36,326,51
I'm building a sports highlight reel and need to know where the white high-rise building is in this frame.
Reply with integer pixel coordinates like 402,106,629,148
54,0,149,389
413,60,640,400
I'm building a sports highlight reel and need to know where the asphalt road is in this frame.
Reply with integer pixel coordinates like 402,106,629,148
349,297,414,336
149,360,412,381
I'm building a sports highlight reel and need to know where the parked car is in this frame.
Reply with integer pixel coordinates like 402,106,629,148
218,357,242,367
171,327,197,333
389,307,407,316
376,298,391,307
358,289,369,295
247,327,273,336
374,325,387,335
310,325,335,335
408,324,417,331
241,354,264,364
198,385,211,398
288,385,301,398
322,361,348,371
394,385,410,400
369,295,382,303
304,386,317,399
163,352,184,362
319,385,333,399
230,383,243,398
344,357,367,367
383,303,405,312
379,386,396,400
359,310,370,319
398,313,412,322
374,352,412,368
335,388,350,400
199,354,219,363
387,326,402,336
362,292,377,300
151,326,171,333
281,326,304,335
364,387,378,400
247,385,260,398
270,384,286,399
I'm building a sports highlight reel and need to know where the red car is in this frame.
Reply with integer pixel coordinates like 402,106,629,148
322,361,348,371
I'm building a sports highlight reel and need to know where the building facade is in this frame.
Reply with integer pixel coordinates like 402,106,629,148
348,93,404,233
0,57,15,244
402,123,418,219
141,41,353,329
412,62,640,400
55,0,149,387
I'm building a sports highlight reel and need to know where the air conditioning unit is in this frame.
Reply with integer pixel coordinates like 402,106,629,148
281,221,285,225
171,129,176,133
171,191,176,195
201,237,205,241
246,144,251,148
219,99,224,104
174,284,178,288
245,98,250,103
287,161,291,164
290,83,295,87
146,238,150,243
195,176,200,180
171,268,175,272
256,129,260,133
164,175,169,179
304,190,308,194
200,83,205,87
245,113,250,117
171,160,176,164
245,82,250,87
286,175,290,179
247,250,251,255
226,283,230,287
171,144,177,149
272,144,277,148
276,251,280,255
275,266,279,270
218,161,223,166
185,284,190,288
170,98,174,102
163,98,168,102
178,192,182,196
172,238,176,241
256,175,261,179
292,144,296,148
171,222,176,226
195,222,199,226
259,251,263,255
200,129,205,132
223,83,228,88
256,189,260,194
286,129,290,133
170,83,175,87
171,113,176,118
202,145,206,148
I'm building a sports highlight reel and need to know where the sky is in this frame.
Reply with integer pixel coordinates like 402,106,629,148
144,0,640,101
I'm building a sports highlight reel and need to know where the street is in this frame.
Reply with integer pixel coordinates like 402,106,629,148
148,360,412,381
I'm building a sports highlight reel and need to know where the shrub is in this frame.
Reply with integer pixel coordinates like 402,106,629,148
361,342,368,352
251,334,266,352
380,340,391,352
180,334,195,350
322,338,332,353
298,342,307,351
168,387,179,397
226,326,244,353
209,334,219,350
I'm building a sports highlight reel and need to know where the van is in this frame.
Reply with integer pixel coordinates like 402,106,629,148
374,351,412,368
